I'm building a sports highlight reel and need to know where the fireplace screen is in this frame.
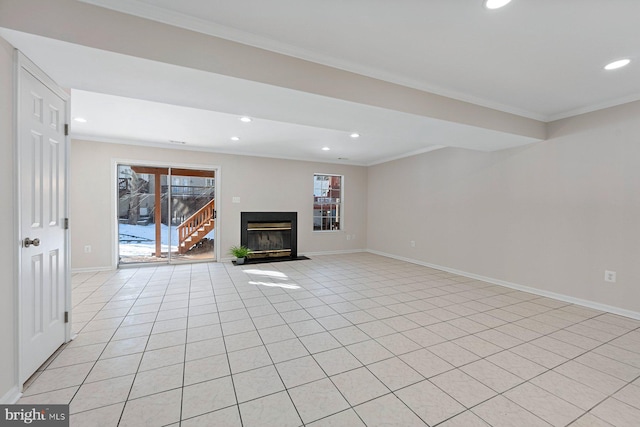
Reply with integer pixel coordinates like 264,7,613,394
247,222,292,256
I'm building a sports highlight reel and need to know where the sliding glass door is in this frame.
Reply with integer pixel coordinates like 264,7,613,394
117,164,216,265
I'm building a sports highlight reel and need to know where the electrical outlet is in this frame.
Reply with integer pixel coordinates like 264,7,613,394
84,245,92,253
410,240,416,247
604,270,616,283
346,234,351,240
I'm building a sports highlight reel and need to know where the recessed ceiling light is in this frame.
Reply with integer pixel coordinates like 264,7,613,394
604,59,631,70
240,116,252,123
350,133,360,138
73,117,87,123
231,136,240,141
484,0,512,10
322,147,330,151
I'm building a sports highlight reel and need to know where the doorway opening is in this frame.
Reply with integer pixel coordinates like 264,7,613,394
117,164,216,265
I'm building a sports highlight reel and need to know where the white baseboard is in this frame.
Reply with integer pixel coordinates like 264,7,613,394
367,249,640,320
71,266,115,274
300,249,365,257
0,385,21,404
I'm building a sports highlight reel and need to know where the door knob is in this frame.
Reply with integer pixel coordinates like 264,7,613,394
23,238,40,248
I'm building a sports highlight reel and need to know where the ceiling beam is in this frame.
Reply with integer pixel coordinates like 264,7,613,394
0,0,546,141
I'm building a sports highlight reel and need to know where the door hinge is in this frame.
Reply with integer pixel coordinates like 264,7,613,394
64,311,69,323
64,124,69,136
63,218,69,229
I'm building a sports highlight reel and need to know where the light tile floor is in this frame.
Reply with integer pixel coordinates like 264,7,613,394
19,253,640,426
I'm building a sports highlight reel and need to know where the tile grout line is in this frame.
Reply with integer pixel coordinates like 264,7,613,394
30,254,640,427
113,265,178,426
53,267,162,418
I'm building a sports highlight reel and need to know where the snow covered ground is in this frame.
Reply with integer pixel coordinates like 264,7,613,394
118,223,214,256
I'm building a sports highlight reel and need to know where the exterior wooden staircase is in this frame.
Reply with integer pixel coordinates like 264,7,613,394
177,199,215,254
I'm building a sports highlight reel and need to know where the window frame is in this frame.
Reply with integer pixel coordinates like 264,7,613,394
313,173,344,232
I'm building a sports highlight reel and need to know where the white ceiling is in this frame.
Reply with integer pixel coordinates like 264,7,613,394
80,0,640,121
2,0,638,165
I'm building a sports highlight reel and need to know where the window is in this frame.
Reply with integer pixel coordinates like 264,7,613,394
313,174,343,231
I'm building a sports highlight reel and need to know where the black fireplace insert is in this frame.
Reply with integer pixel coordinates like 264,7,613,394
241,212,297,259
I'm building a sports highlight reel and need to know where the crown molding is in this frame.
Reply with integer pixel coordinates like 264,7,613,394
547,93,640,122
78,0,548,122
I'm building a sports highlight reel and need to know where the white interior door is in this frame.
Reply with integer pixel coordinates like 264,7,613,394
18,60,68,383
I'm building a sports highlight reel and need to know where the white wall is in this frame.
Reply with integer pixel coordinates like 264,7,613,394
70,140,367,270
368,101,640,316
0,36,17,402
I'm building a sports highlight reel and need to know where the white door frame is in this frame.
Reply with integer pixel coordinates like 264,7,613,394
14,51,72,388
111,158,221,268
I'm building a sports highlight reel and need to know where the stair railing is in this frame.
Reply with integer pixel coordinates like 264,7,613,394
177,199,215,253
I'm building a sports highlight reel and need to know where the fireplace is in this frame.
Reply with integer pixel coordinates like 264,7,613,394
241,212,297,260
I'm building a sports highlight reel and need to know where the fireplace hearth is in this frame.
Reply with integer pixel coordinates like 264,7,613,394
241,212,297,260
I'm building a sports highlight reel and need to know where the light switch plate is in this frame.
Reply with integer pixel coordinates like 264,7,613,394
232,196,240,203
